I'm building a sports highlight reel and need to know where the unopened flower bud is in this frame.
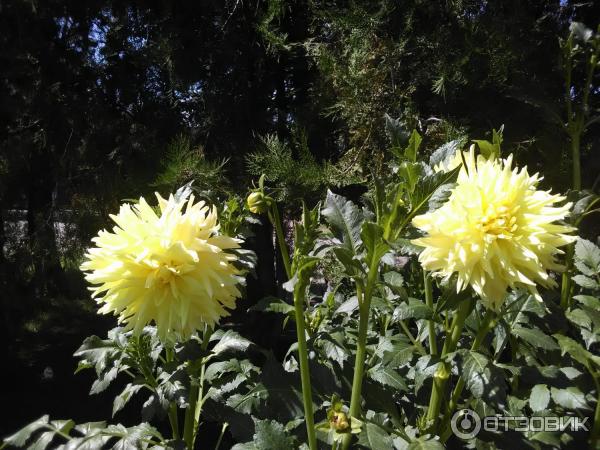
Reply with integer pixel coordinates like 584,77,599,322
247,191,269,214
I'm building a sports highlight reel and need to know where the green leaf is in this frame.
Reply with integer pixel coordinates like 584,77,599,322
3,416,49,447
357,422,393,450
398,161,422,195
554,333,600,370
249,297,294,316
406,437,445,450
361,222,389,267
573,274,599,290
332,247,364,278
550,387,589,410
574,238,600,276
113,383,142,417
393,298,434,321
404,129,422,162
225,382,269,415
367,364,408,391
429,139,462,168
455,350,505,401
384,113,410,150
211,330,253,356
322,190,363,253
409,166,460,219
252,419,296,450
316,331,348,367
512,326,558,351
529,384,550,412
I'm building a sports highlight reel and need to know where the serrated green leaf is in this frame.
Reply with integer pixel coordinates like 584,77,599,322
572,274,599,290
253,419,296,450
3,416,49,447
574,238,600,276
322,190,363,253
393,298,434,321
554,333,600,370
367,364,408,391
113,383,142,417
455,350,505,401
357,422,393,450
211,330,253,356
512,326,558,351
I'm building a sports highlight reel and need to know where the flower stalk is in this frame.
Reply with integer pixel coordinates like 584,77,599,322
183,326,213,449
424,271,437,356
440,308,496,442
268,201,316,450
425,300,472,432
342,255,381,450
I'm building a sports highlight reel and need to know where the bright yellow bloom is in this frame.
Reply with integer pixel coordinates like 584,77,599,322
413,151,575,310
81,192,243,341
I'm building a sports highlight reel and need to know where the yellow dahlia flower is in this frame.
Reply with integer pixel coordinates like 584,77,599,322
413,151,575,310
81,192,243,341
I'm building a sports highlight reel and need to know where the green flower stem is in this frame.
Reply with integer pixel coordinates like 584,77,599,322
183,326,213,450
270,203,292,279
424,271,437,356
590,371,600,449
425,300,472,432
214,422,228,450
439,309,496,442
165,347,180,441
269,203,316,450
293,284,318,450
342,258,381,450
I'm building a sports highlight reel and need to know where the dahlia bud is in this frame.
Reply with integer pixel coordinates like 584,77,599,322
246,191,270,214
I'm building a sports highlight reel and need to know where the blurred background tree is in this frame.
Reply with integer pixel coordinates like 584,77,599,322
0,0,598,441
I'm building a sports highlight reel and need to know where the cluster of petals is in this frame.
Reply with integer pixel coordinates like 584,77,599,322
81,192,242,341
413,150,575,309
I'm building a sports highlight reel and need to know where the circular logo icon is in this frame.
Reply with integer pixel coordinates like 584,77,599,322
450,408,481,440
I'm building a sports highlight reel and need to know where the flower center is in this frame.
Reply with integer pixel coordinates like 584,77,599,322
155,263,178,285
479,205,518,237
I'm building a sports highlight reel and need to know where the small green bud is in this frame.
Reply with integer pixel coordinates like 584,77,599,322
247,191,269,214
329,411,350,432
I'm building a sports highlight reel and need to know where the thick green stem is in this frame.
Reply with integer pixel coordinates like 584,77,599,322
184,384,198,448
440,309,496,442
270,203,292,279
425,300,471,432
183,326,213,449
294,286,318,450
590,371,600,449
424,271,437,356
269,204,316,449
165,348,180,441
342,259,381,450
